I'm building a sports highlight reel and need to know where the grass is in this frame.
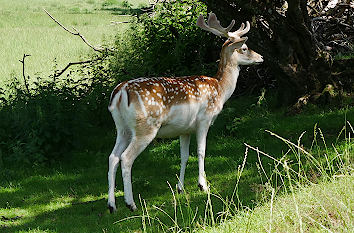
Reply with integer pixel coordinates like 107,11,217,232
200,175,353,233
0,1,353,232
0,97,353,232
0,0,148,86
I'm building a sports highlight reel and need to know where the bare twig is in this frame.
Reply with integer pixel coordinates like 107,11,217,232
54,58,101,78
18,54,31,95
110,21,130,25
71,198,105,205
43,8,114,53
43,8,114,77
1,215,22,221
312,17,354,30
142,0,160,13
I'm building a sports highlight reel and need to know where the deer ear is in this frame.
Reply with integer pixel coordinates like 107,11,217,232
229,37,248,50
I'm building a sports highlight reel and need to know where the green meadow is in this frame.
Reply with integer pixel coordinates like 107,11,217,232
0,0,147,85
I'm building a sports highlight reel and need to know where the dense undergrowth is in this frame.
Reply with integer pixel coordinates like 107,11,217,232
0,0,211,167
0,64,113,166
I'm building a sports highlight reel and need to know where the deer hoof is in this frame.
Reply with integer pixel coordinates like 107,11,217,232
177,187,183,194
198,183,208,192
108,204,116,213
126,203,137,212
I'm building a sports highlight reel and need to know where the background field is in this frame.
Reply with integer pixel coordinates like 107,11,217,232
0,0,147,86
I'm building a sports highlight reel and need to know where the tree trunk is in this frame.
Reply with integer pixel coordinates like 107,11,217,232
203,0,346,108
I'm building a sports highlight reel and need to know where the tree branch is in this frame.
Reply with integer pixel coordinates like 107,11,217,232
43,8,115,77
18,54,31,95
43,8,114,53
110,21,130,25
54,58,101,78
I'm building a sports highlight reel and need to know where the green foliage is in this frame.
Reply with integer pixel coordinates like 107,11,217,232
121,0,132,8
334,52,354,60
0,62,113,166
110,0,217,80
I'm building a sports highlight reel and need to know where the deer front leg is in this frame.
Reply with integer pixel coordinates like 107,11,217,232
177,134,191,193
108,131,130,213
120,131,157,211
196,124,210,192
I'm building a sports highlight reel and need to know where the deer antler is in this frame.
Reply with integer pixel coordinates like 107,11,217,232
229,21,250,38
197,13,234,37
197,13,250,40
207,13,235,36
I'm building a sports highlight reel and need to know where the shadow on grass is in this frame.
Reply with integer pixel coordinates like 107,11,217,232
1,101,352,232
0,139,261,232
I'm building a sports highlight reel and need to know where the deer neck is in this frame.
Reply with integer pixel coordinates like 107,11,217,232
216,59,240,104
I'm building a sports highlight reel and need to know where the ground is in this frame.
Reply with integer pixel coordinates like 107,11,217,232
0,98,353,232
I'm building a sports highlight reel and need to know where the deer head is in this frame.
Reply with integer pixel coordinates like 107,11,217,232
197,13,263,67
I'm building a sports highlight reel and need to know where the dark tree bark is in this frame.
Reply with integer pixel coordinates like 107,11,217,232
202,0,352,108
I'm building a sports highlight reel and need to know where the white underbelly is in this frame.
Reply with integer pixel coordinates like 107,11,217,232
156,103,203,138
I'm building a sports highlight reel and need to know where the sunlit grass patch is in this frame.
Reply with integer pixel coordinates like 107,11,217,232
197,121,353,232
121,117,353,232
0,12,127,85
0,0,148,86
0,92,352,232
0,208,30,227
199,175,353,233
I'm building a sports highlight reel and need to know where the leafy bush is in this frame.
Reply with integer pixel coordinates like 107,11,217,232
109,0,218,80
109,0,273,96
0,62,113,166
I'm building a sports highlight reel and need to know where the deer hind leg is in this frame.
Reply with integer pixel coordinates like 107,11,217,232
120,129,158,211
196,123,210,192
177,134,191,193
107,129,131,213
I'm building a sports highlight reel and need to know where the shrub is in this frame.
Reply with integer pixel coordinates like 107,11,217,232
109,0,218,81
0,61,114,166
109,0,273,97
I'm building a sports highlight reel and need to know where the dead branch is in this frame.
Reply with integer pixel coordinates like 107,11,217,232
312,17,354,30
1,215,22,221
18,54,31,95
43,8,114,53
110,21,130,25
71,198,105,205
309,0,354,55
54,58,101,78
43,8,115,77
141,0,162,15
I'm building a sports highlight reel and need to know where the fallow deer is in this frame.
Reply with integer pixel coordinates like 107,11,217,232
107,13,263,212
